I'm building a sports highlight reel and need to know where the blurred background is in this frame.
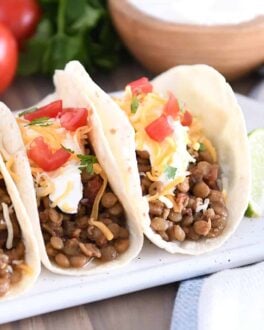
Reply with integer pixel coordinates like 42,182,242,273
0,0,264,105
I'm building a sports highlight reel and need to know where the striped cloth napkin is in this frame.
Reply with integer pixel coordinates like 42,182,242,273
170,262,264,330
170,80,264,330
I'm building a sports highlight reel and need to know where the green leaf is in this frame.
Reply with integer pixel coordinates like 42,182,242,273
164,165,177,180
18,107,38,117
70,4,103,32
66,0,86,23
199,143,206,152
77,154,98,174
131,96,139,114
18,0,123,76
61,145,74,154
25,117,53,127
18,19,53,75
42,34,83,73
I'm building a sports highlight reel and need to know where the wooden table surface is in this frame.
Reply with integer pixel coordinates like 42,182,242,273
0,60,261,330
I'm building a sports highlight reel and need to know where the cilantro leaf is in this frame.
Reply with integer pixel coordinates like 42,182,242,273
164,165,177,180
61,145,74,154
25,117,53,127
199,143,206,152
78,154,98,174
18,107,38,117
131,96,139,114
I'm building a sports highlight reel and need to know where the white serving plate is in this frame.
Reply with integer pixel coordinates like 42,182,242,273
1,94,263,324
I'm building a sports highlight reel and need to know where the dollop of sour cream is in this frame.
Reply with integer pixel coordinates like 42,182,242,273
157,120,194,188
129,0,264,25
48,163,83,214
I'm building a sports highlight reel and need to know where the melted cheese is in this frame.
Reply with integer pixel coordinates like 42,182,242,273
2,202,13,249
6,156,20,182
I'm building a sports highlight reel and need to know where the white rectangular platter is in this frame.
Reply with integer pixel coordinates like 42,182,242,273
0,93,264,324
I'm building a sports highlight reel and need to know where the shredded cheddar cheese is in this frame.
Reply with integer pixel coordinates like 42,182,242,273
88,166,114,240
35,173,55,197
89,219,114,241
161,177,184,195
76,126,91,153
199,137,217,162
90,170,107,221
2,202,13,249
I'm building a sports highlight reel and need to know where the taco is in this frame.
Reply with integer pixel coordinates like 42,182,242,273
64,61,251,254
0,103,40,300
11,69,143,275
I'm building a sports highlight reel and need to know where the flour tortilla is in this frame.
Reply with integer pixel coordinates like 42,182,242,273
4,71,143,275
64,61,251,255
0,103,40,300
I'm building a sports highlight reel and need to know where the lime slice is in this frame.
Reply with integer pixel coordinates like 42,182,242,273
246,128,264,217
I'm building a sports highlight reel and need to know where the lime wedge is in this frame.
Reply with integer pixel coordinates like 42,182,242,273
246,128,264,217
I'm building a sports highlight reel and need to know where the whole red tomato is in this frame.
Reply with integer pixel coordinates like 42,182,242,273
0,23,18,93
0,0,41,42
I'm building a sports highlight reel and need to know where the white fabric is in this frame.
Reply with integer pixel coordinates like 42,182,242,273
198,262,264,330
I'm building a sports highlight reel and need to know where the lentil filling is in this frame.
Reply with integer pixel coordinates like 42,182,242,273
138,147,228,242
38,144,130,269
0,178,26,297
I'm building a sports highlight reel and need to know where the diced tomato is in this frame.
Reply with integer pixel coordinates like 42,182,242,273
27,137,70,171
60,108,88,131
145,115,173,142
127,77,153,95
181,110,193,126
24,100,62,121
163,92,180,119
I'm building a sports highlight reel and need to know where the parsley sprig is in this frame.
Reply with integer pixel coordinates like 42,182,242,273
60,145,98,175
164,165,177,180
78,154,98,174
199,143,206,152
25,117,53,127
19,107,37,117
61,145,74,154
131,96,139,114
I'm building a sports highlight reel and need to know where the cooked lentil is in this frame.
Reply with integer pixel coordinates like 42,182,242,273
38,144,130,268
0,178,26,297
137,146,228,243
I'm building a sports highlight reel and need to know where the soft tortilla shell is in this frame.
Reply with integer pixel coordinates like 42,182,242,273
5,72,143,275
68,61,251,255
0,103,40,301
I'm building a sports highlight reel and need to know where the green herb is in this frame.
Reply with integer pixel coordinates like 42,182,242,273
18,107,37,117
131,96,139,114
18,0,124,76
61,145,74,154
164,165,177,180
199,143,206,152
25,117,52,127
78,154,98,174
